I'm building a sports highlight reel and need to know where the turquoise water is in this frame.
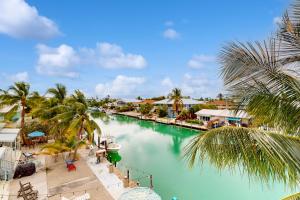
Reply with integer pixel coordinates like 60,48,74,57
95,115,295,200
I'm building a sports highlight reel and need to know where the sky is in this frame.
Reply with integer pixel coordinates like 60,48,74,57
0,0,291,99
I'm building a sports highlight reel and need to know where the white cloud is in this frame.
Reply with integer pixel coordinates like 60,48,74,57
161,77,174,88
0,0,60,39
87,42,147,69
35,42,147,77
163,28,180,40
165,20,174,26
188,54,215,68
6,72,29,82
95,75,146,98
159,73,220,98
273,16,282,25
181,73,211,96
36,44,80,78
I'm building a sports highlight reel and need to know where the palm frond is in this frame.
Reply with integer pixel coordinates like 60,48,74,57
185,127,300,187
282,192,300,200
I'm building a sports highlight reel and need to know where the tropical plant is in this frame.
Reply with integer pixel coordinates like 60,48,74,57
139,103,153,116
40,135,86,161
47,83,67,104
50,90,101,160
168,88,183,115
0,82,34,143
177,108,190,120
185,1,300,199
216,93,223,100
186,119,204,125
157,105,168,118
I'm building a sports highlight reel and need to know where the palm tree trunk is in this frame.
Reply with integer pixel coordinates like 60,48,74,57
20,99,26,144
73,119,84,161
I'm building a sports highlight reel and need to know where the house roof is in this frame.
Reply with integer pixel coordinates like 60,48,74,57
0,128,20,142
0,105,16,114
207,100,234,106
195,109,250,119
154,99,204,105
136,100,156,104
117,99,141,103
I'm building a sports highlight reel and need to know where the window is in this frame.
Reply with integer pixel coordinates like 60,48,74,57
200,116,210,121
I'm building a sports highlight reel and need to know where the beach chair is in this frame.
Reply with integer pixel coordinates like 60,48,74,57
23,152,33,161
18,181,38,200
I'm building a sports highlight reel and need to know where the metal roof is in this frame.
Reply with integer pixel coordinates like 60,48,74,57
195,109,250,119
0,128,20,142
0,105,16,113
154,99,204,105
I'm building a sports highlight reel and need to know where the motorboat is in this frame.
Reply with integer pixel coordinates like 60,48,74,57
96,135,121,152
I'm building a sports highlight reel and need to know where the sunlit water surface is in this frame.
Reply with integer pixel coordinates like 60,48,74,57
94,115,295,200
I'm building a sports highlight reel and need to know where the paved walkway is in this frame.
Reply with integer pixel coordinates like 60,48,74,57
86,156,130,200
0,181,9,200
8,154,48,200
46,150,113,200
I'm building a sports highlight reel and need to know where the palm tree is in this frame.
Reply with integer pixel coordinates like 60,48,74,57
40,135,85,161
51,90,101,160
0,82,32,143
47,83,67,103
169,88,183,116
185,2,300,199
216,93,223,100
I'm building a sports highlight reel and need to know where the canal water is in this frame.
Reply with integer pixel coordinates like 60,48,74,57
94,114,294,200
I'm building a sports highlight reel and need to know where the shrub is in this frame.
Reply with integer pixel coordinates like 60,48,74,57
192,104,218,113
116,103,135,112
186,119,204,125
140,103,153,115
157,105,168,117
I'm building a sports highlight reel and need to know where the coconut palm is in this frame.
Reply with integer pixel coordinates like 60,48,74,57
50,90,101,160
216,93,223,100
0,82,32,143
185,1,300,199
47,83,67,103
169,88,183,116
40,135,86,161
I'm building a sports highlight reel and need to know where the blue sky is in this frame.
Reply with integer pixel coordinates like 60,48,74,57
0,0,290,98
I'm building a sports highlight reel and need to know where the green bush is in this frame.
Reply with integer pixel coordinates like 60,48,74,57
186,119,204,125
140,103,153,115
157,105,168,117
116,103,135,112
191,104,217,113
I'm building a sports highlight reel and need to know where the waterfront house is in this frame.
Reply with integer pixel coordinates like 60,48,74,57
0,128,21,180
196,109,251,127
154,99,204,118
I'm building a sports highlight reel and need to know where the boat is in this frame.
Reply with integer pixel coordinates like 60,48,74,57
96,135,121,152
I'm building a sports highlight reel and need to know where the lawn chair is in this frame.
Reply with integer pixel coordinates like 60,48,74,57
18,181,38,200
65,160,76,171
23,152,33,161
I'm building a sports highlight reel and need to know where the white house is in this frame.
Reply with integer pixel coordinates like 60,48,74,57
0,128,21,150
154,99,204,118
0,128,21,180
196,109,251,127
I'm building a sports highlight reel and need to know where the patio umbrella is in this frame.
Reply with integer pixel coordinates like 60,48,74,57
28,131,45,138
